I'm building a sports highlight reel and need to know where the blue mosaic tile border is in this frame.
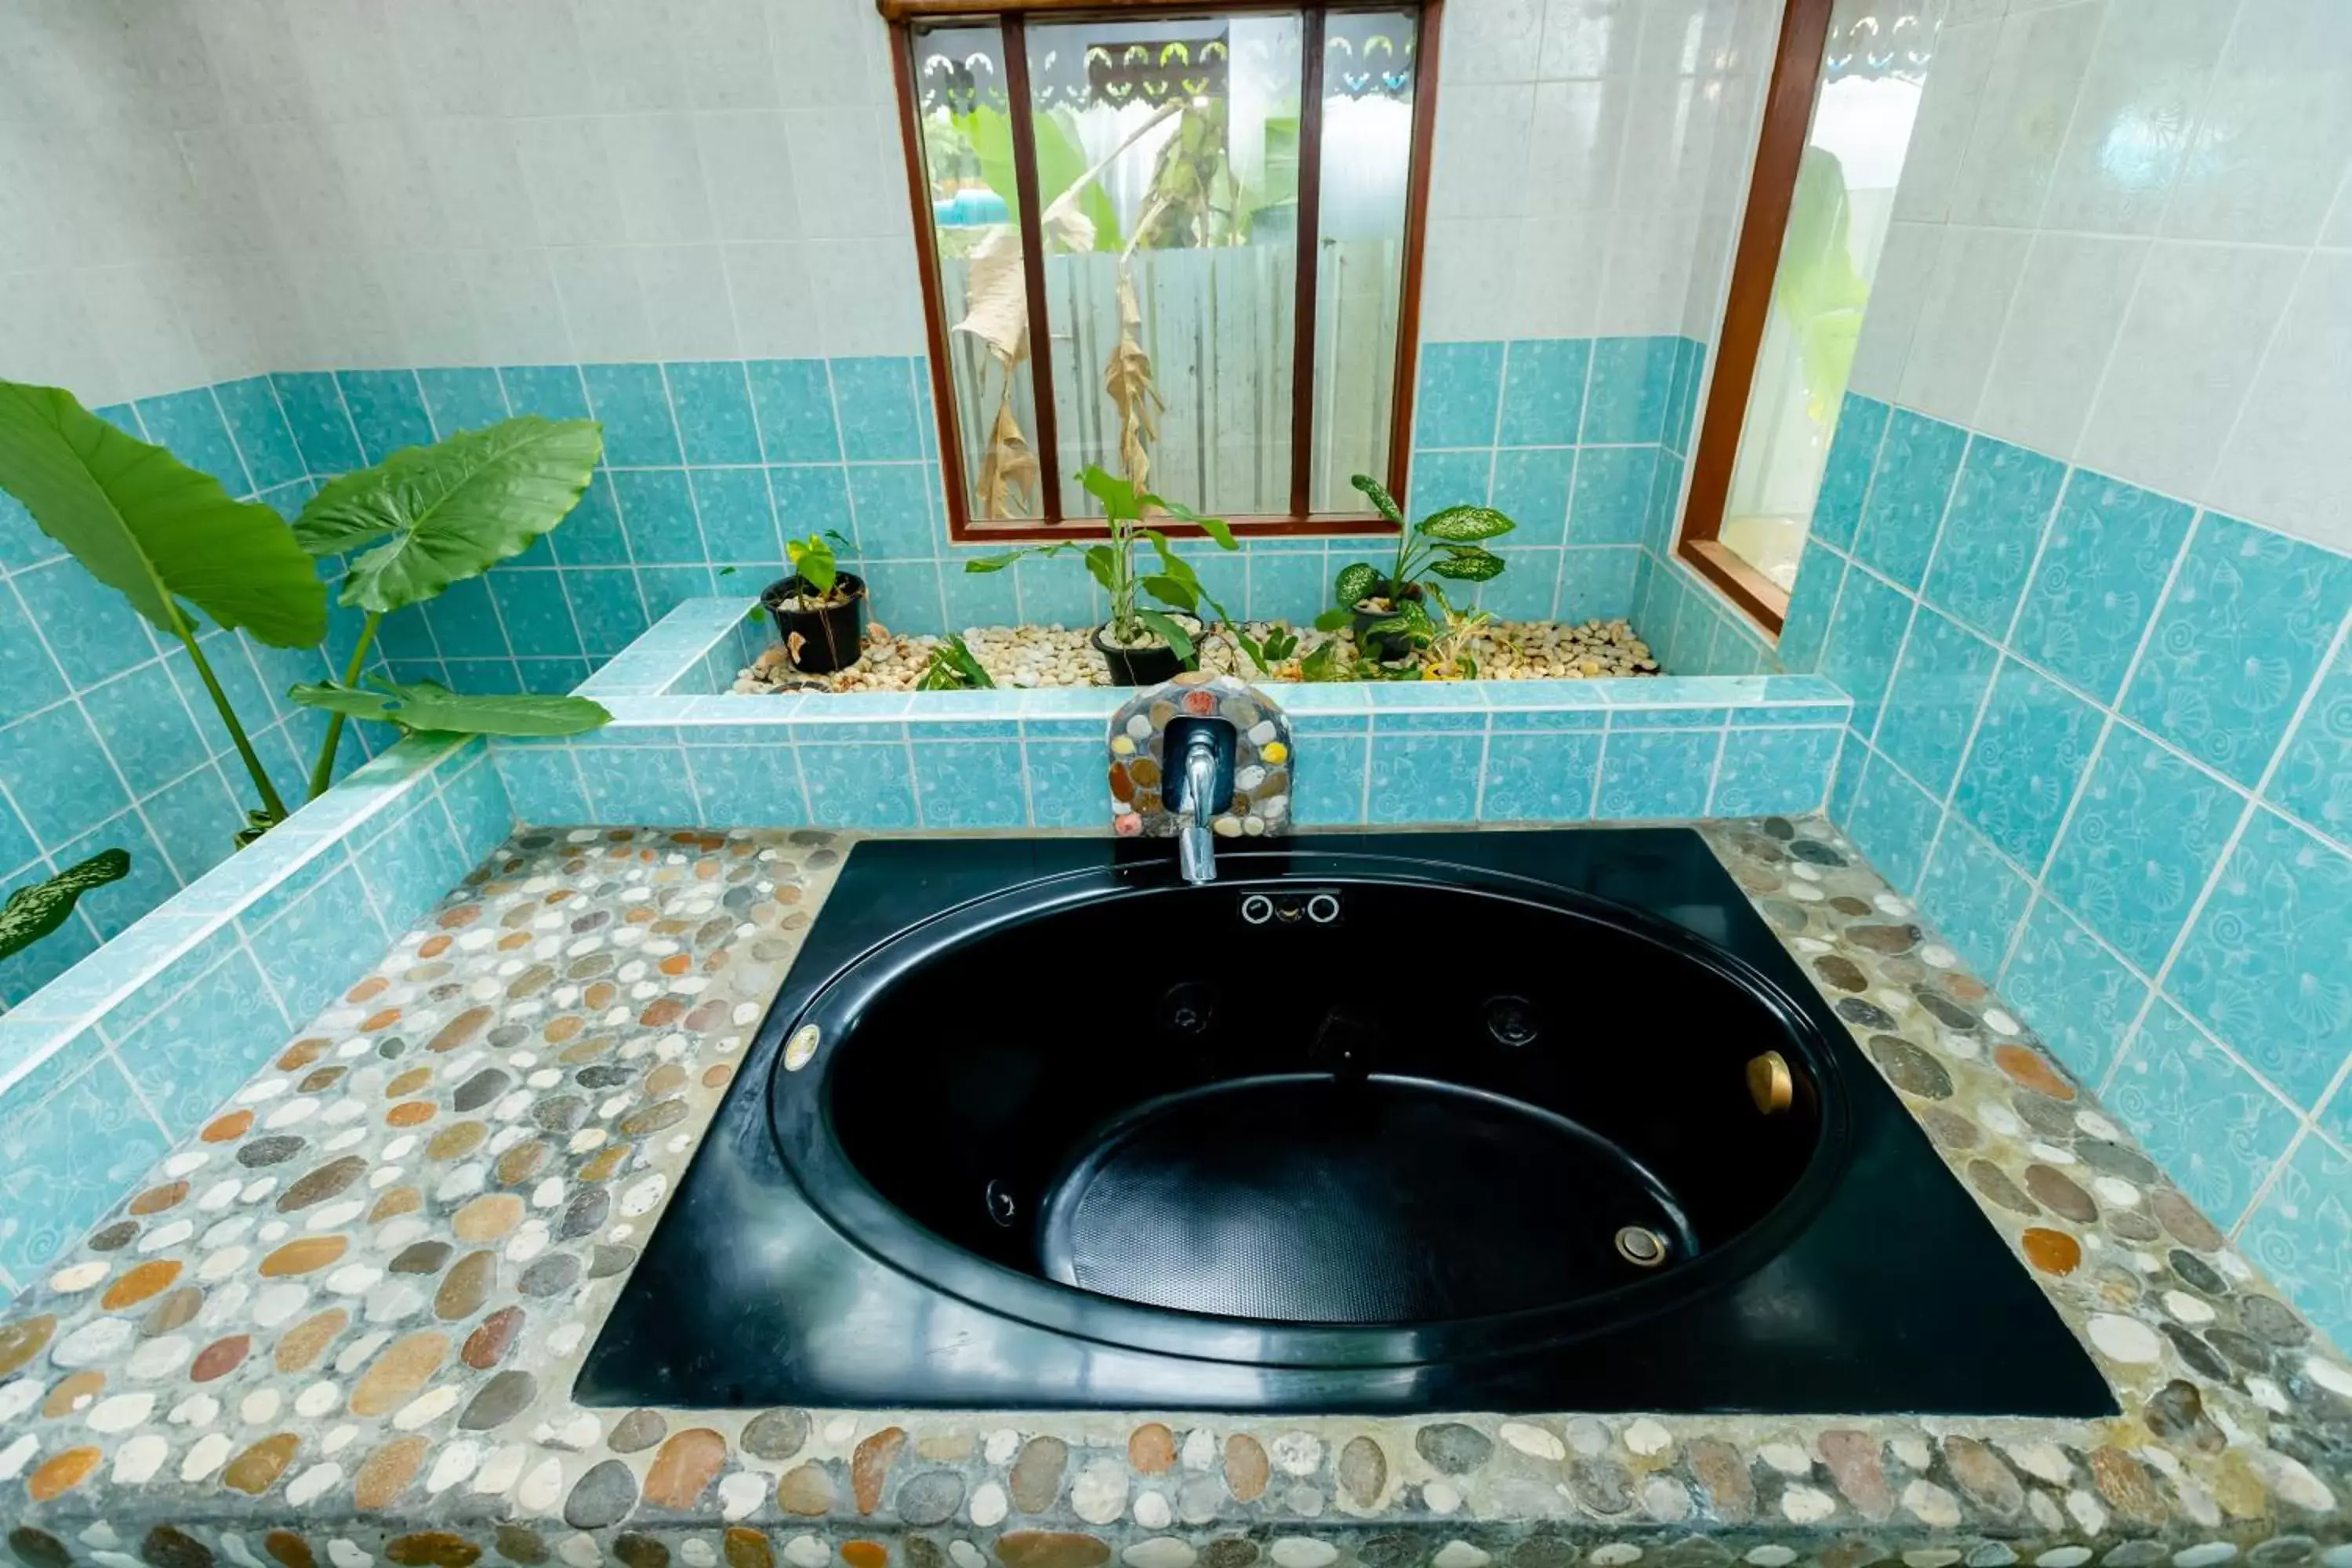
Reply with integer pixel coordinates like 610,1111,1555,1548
0,736,513,1294
1785,390,2352,1344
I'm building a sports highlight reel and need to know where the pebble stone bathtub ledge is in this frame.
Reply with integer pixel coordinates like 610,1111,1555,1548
0,820,2348,1568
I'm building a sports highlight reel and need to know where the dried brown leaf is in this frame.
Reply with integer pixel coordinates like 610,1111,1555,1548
1105,266,1163,488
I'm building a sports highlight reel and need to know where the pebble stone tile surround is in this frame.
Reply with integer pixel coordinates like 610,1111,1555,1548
0,818,2348,1566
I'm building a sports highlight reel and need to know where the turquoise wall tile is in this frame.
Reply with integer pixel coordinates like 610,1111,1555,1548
1711,726,1838,817
583,363,683,466
439,754,514,861
1408,448,1491,512
353,794,473,934
611,469,708,562
1415,341,1505,448
14,556,158,686
1951,659,2100,870
747,360,841,463
141,765,242,884
575,745,699,824
1247,552,1326,622
135,389,250,495
246,859,389,1027
1569,446,1657,546
1843,746,1940,889
2271,639,2352,840
1811,394,1887,551
1775,543,1843,673
489,572,585,660
691,467,782,563
1818,564,1912,736
77,673,206,799
547,473,632,566
860,561,945,635
1916,815,2031,977
423,576,511,660
1582,336,1675,445
945,559,1018,627
111,947,290,1139
2108,999,2298,1228
1497,339,1591,446
2043,725,2243,973
0,793,41,878
416,367,510,435
336,369,434,463
831,358,923,460
2012,471,2195,702
913,741,1028,829
1998,896,2145,1085
2122,512,2352,787
0,492,45,572
848,463,938,558
1475,548,1559,621
1492,448,1573,545
1919,436,2064,641
0,584,70,726
1017,557,1098,629
771,463,855,543
495,747,590,824
564,570,652,656
1597,728,1718,821
1559,546,1641,622
1481,731,1602,820
0,1047,169,1279
211,376,306,491
499,364,593,420
800,742,917,828
2170,808,2352,1109
0,701,131,842
2239,1134,2352,1351
1368,733,1483,822
1853,409,1965,590
666,361,762,464
685,746,808,826
1294,735,1367,824
1876,608,1999,796
55,812,177,941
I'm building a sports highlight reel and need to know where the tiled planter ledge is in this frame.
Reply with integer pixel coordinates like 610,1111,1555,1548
500,598,1849,832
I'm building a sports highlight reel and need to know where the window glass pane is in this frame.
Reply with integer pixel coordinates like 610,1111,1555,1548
910,22,1047,523
1721,0,1943,589
1026,13,1305,519
1310,9,1417,514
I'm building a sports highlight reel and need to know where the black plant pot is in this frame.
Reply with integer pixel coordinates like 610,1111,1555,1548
1093,618,1196,686
1352,583,1425,662
763,573,867,675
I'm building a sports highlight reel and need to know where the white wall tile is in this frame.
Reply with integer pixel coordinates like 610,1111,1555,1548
724,242,824,358
570,0,688,114
696,113,803,246
1511,216,1608,339
0,269,114,398
1525,81,1628,218
465,249,576,365
386,0,492,122
806,238,924,358
600,114,716,245
283,0,402,124
1431,84,1537,220
668,0,778,114
1847,220,1944,401
2164,0,2352,245
190,0,315,125
2209,251,2352,552
328,120,451,252
1596,203,1703,338
2327,162,2352,250
763,0,888,111
0,124,66,272
637,245,739,362
784,107,907,243
2075,239,2299,499
1613,74,1719,207
1538,0,1638,79
1945,0,2102,229
74,264,207,396
378,252,485,368
175,129,272,255
1897,225,2032,423
1891,19,1998,224
1976,230,2147,459
241,121,361,253
1635,0,1743,77
285,249,401,368
2040,0,2234,237
473,0,591,122
419,120,539,251
547,246,652,361
1443,0,1547,85
1420,216,1521,340
510,118,624,248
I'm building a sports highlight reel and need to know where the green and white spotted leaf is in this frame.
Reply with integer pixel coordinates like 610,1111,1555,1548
1428,546,1507,581
0,849,131,963
1417,505,1516,543
1349,473,1405,524
1334,561,1385,608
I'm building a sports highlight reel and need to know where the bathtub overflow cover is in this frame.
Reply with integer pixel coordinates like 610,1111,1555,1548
1614,1225,1668,1268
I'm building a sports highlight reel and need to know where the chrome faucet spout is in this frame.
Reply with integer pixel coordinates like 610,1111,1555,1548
1178,732,1219,885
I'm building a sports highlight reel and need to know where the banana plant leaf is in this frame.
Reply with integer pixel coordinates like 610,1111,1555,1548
0,382,326,648
0,848,130,963
293,417,604,613
290,677,612,738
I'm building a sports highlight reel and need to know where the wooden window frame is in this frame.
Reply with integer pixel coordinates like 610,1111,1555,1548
881,0,1442,541
1673,0,1840,637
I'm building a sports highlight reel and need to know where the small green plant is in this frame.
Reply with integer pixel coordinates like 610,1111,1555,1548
967,466,1238,664
917,633,996,691
1227,620,1298,676
1316,473,1515,650
782,530,856,605
0,849,129,964
1420,585,1495,680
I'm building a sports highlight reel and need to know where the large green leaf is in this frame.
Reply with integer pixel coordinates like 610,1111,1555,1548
1334,561,1385,608
0,849,129,963
0,382,326,648
290,677,612,738
1417,506,1517,543
294,417,604,612
954,107,1122,249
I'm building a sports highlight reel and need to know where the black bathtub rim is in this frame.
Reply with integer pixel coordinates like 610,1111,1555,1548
761,848,1855,1370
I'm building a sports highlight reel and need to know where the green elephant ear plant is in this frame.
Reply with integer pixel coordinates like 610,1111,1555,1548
1315,472,1515,661
288,415,614,794
0,380,612,851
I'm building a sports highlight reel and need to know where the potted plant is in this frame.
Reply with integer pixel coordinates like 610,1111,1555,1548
1317,473,1515,660
967,466,1239,685
761,531,864,675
